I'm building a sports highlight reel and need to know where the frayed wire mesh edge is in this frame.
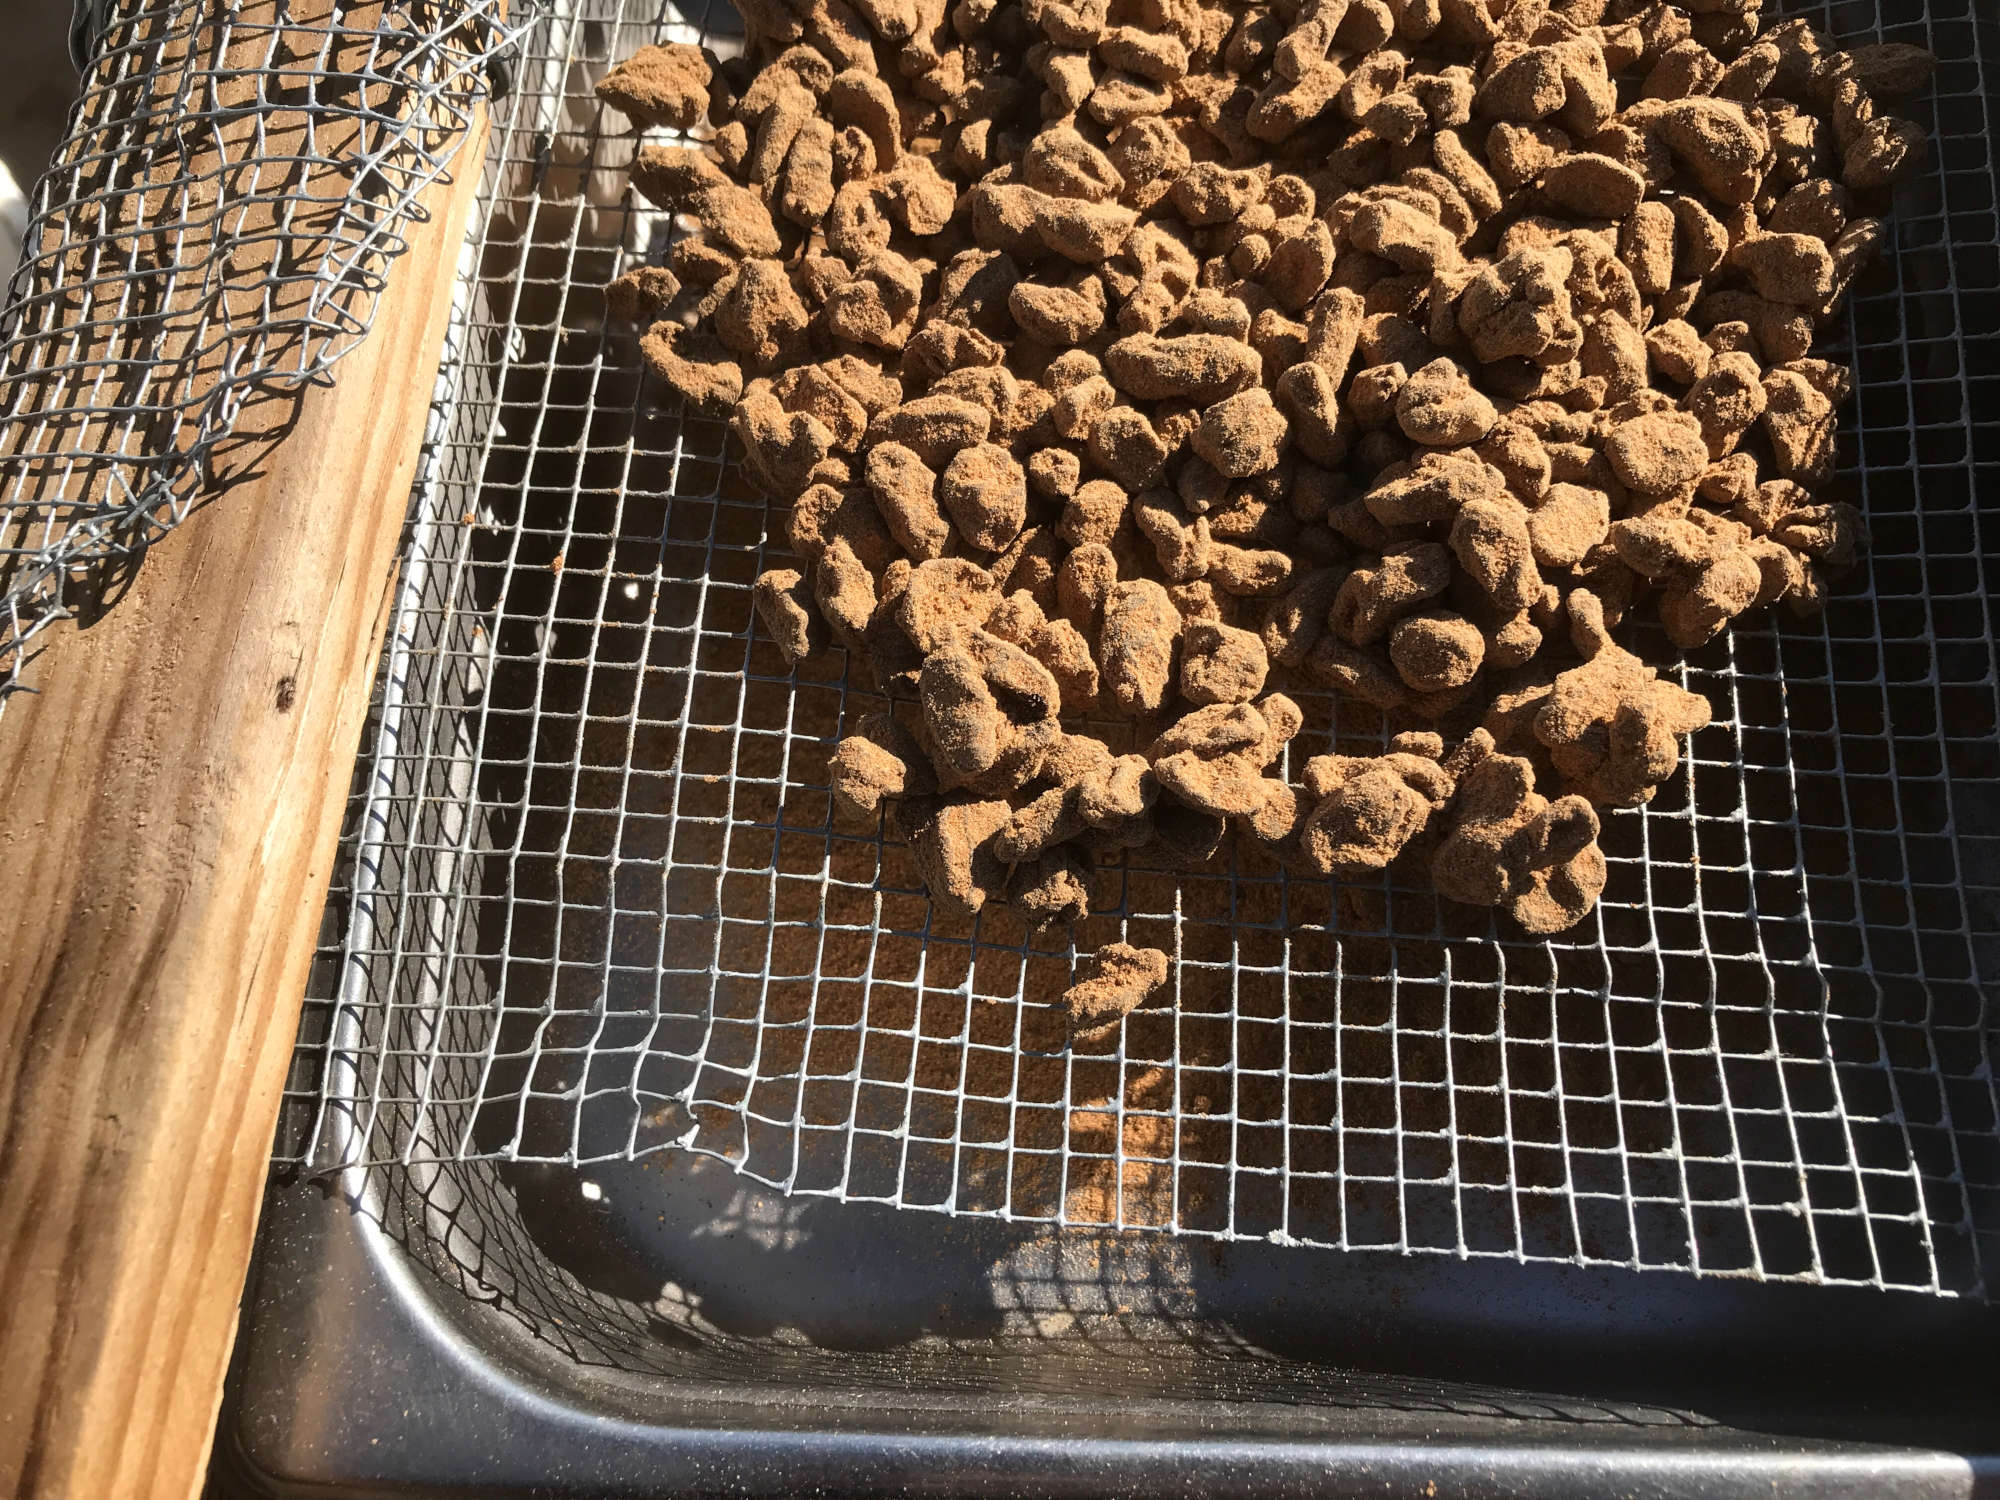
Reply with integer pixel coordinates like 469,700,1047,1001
0,0,538,708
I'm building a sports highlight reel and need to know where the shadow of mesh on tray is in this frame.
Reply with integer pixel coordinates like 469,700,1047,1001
284,0,2000,1302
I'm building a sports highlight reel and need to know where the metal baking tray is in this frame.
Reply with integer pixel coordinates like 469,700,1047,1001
221,0,2000,1490
219,1153,2000,1496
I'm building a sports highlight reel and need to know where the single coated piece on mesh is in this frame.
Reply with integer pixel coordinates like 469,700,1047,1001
0,0,528,702
290,0,2000,1303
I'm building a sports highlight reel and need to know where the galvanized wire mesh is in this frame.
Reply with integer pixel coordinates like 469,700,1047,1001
292,0,2000,1301
0,0,530,700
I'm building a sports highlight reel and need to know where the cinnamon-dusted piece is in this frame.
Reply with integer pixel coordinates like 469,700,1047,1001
828,712,935,818
1531,591,1713,807
906,795,1014,922
1430,730,1608,935
753,567,827,664
1297,734,1455,877
597,43,716,131
1148,694,1299,820
1061,942,1170,1043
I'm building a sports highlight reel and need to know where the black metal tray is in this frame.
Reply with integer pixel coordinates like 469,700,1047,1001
217,1151,2000,1497
223,0,2000,1490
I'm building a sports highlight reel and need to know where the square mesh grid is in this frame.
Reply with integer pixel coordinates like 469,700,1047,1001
292,0,2000,1298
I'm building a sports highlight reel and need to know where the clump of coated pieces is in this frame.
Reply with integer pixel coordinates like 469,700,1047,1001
598,0,1930,1038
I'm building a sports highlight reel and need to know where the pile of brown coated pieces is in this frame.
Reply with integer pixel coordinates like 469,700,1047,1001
597,0,1931,1043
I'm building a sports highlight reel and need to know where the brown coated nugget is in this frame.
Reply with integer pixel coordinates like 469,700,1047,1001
1533,591,1713,806
1099,578,1182,716
597,43,714,131
908,796,1014,921
1191,388,1290,478
1062,943,1171,1043
753,567,828,664
1298,746,1455,876
1012,847,1094,928
1430,731,1609,935
939,442,1029,552
1179,619,1270,705
828,713,934,818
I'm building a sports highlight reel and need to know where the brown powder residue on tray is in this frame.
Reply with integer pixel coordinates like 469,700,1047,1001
599,4,1936,1159
1065,1065,1180,1228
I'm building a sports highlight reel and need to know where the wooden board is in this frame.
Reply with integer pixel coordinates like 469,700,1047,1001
0,91,489,1500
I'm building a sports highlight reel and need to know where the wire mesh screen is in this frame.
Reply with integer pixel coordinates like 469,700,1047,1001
0,0,526,698
292,0,2000,1300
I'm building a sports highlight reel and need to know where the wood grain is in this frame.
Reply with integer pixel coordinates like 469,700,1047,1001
0,103,488,1500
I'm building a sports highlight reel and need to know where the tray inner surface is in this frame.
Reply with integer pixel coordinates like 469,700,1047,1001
285,0,2000,1403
